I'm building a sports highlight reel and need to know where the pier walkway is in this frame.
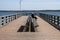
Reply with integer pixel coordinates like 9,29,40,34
0,16,60,40
0,16,28,32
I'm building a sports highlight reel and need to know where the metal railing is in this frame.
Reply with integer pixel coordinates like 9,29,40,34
40,13,60,31
0,13,22,27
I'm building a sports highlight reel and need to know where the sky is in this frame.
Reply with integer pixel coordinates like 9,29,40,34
0,0,60,10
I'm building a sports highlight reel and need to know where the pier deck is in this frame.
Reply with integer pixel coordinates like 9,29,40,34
0,16,28,32
0,16,60,40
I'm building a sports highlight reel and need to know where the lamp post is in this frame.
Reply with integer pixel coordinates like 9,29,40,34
20,0,21,10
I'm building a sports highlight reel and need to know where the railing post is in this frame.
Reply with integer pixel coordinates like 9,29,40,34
0,13,22,27
40,13,60,30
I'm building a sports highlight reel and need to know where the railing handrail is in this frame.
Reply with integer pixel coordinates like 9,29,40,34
0,13,22,27
40,13,60,31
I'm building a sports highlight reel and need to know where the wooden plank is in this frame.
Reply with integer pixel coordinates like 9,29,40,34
0,16,28,32
0,16,60,40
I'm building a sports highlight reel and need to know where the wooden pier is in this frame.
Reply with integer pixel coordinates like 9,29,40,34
0,16,60,40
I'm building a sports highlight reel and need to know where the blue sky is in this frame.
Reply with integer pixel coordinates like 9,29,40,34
0,0,60,10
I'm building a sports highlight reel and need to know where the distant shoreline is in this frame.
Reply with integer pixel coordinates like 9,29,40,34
0,10,60,12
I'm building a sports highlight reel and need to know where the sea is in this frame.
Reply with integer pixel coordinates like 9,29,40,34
0,11,19,16
40,11,60,16
0,11,60,16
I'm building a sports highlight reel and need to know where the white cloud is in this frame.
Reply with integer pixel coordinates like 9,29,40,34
0,0,60,10
21,0,60,10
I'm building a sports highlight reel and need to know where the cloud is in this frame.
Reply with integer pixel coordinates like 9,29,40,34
21,0,60,10
0,0,60,10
